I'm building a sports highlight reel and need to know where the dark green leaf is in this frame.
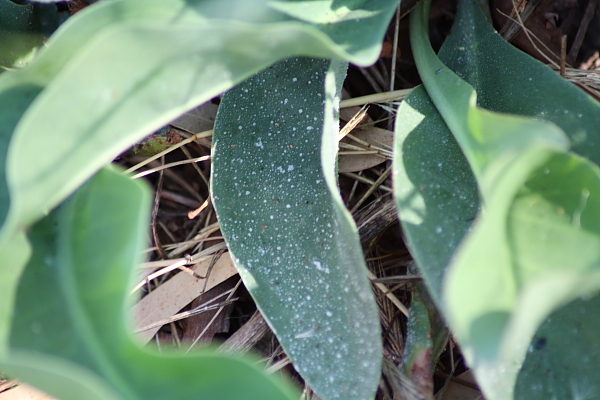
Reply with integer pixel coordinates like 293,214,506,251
0,0,35,68
212,57,381,400
516,293,600,400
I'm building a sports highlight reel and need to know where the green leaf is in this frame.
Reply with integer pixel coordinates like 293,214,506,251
4,166,298,400
0,0,39,68
1,352,124,400
402,286,433,390
0,0,400,354
212,57,382,400
0,0,33,32
437,2,600,166
393,85,479,300
515,293,600,399
5,0,400,229
393,0,600,398
0,79,44,355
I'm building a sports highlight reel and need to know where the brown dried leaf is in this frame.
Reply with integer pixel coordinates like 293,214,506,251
171,103,219,134
131,252,238,344
440,370,482,400
0,384,57,400
338,127,393,173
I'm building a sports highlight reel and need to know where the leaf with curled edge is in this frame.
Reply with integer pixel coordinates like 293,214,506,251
0,0,400,354
393,0,600,398
4,166,298,400
212,57,382,400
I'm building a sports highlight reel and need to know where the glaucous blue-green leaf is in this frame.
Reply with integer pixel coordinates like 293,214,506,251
212,57,382,400
3,165,298,400
0,79,44,355
515,293,600,400
0,0,400,354
437,0,600,165
393,0,600,398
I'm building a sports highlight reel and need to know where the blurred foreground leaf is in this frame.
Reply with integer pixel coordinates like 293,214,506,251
4,166,298,400
0,0,400,353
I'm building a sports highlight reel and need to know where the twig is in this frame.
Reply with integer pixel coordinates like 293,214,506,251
151,157,166,260
390,4,401,92
188,198,210,219
351,166,392,213
568,0,597,61
561,35,568,77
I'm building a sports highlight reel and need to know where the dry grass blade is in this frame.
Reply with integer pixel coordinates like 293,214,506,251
138,242,226,269
382,359,427,400
185,279,242,353
390,3,401,91
167,222,221,257
143,236,224,254
350,166,392,213
368,270,409,317
132,252,238,344
179,141,210,187
265,356,292,374
339,105,369,140
371,274,421,284
497,8,561,68
340,89,412,108
160,190,202,208
134,297,238,333
218,310,271,355
130,155,210,179
124,129,213,174
342,172,392,192
140,241,227,269
499,0,543,41
553,67,600,98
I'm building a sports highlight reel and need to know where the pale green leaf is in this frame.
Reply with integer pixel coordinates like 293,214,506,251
0,0,400,354
394,0,600,398
4,166,298,400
